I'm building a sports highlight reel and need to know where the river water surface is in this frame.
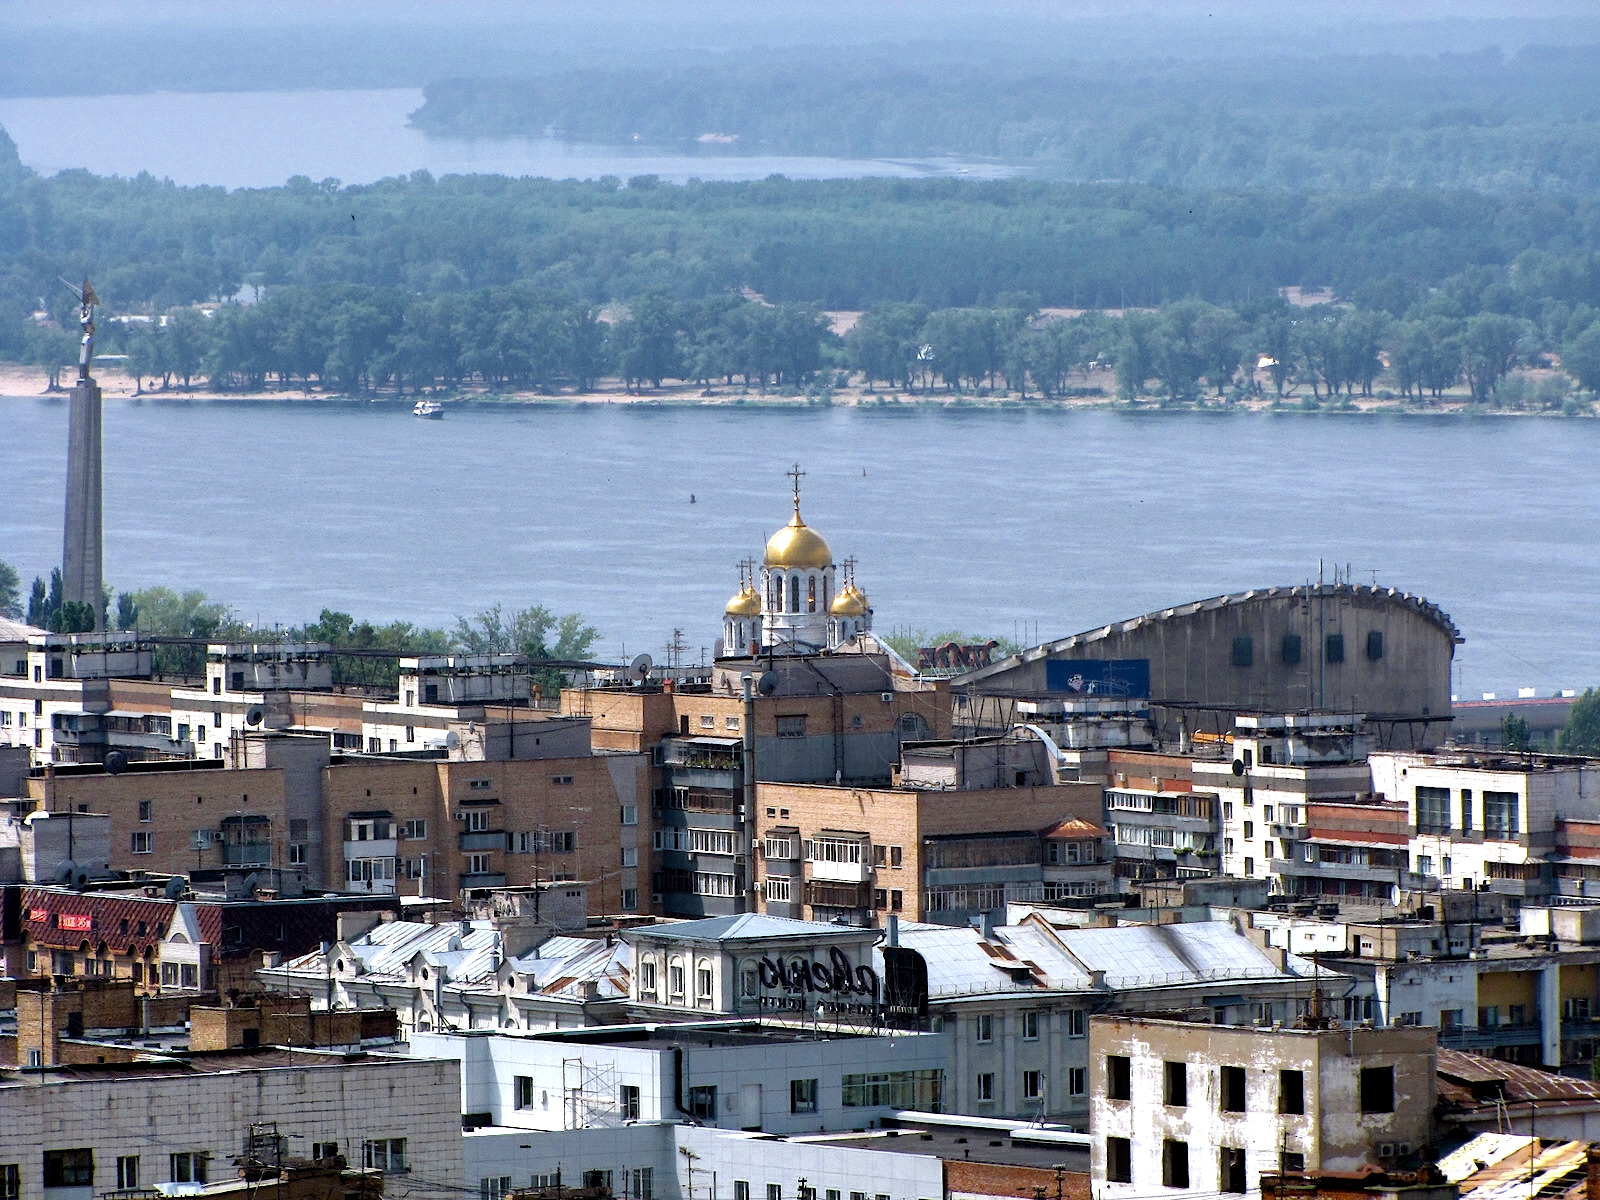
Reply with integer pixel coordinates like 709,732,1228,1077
2,396,1595,698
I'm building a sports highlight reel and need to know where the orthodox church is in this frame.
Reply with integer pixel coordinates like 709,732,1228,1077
723,466,872,656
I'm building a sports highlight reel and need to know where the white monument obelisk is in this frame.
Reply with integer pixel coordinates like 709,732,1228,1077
62,279,103,631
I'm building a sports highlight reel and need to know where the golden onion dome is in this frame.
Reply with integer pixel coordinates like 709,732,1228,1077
725,586,761,617
764,511,833,570
829,583,868,617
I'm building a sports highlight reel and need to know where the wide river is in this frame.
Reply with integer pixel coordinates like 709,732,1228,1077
2,396,1596,699
0,89,1018,189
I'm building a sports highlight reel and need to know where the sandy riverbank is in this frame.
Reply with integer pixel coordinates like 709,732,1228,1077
0,361,1588,416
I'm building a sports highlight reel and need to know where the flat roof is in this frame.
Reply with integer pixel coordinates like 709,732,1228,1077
808,1118,1090,1172
451,1023,901,1050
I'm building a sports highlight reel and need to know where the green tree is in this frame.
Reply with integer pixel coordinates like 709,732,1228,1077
613,292,681,390
1461,313,1523,403
1501,713,1531,752
0,559,21,620
1562,322,1600,394
1559,689,1600,754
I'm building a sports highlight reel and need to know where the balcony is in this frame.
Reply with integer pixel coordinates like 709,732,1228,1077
1438,1022,1543,1052
345,838,398,860
460,872,507,889
1270,821,1308,839
459,830,508,852
222,844,272,867
811,859,871,884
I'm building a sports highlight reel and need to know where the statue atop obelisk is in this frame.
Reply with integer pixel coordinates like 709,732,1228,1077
61,278,103,631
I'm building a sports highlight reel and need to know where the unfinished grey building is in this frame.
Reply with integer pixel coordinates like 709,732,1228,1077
955,584,1461,748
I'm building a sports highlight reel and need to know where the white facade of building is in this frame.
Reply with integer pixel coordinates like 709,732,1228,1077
0,1051,464,1200
412,1023,947,1136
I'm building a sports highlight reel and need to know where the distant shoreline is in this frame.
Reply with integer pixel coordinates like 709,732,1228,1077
0,362,1590,418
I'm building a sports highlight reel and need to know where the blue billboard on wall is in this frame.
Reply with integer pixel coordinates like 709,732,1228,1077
1045,658,1151,698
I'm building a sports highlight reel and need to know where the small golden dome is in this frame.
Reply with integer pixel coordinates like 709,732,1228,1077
764,511,832,570
830,583,868,617
725,586,761,616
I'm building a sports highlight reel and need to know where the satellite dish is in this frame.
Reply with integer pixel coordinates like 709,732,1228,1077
54,858,78,883
630,653,653,681
1231,759,1246,776
444,730,461,750
757,671,778,696
245,706,265,726
164,875,187,899
103,750,128,775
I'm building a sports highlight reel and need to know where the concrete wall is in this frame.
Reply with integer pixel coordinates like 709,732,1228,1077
961,586,1457,743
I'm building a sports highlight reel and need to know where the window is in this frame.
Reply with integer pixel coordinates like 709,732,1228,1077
1359,1066,1394,1113
765,835,794,859
1231,636,1253,667
1443,857,1454,877
170,1153,209,1184
289,843,307,865
1106,1138,1132,1184
890,845,903,868
363,1139,407,1172
768,1187,783,1200
1417,855,1435,876
700,714,716,728
1068,1009,1086,1037
468,853,492,875
1164,1061,1187,1106
1415,785,1451,834
1163,1140,1190,1188
138,800,151,822
1220,1147,1247,1194
1365,629,1385,661
0,1165,18,1200
551,775,574,786
697,967,714,999
404,725,415,743
764,876,792,902
621,805,638,826
117,1156,140,1190
1107,1055,1131,1100
1282,633,1303,664
736,1184,751,1200
622,1084,641,1120
131,831,152,854
515,1075,535,1109
1484,791,1520,839
311,1143,339,1161
975,1014,994,1043
1022,1010,1040,1040
44,1150,94,1188
1244,856,1255,876
976,1072,995,1101
1221,1065,1247,1111
776,715,806,738
669,964,685,996
841,1070,943,1110
1023,1070,1042,1100
465,808,492,832
639,960,657,992
401,819,427,839
690,828,735,855
583,1172,612,1194
1280,1069,1305,1114
1282,1152,1306,1173
791,1078,818,1114
622,888,638,910
688,1085,717,1120
1069,1067,1086,1096
468,778,493,790
1325,633,1344,663
891,889,903,911
481,1177,512,1200
631,1169,653,1200
191,828,213,850
1243,821,1254,839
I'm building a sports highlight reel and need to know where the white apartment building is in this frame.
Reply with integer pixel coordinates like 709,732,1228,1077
1370,750,1600,898
1199,714,1374,884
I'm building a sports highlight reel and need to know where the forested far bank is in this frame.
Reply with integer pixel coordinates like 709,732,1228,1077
412,43,1600,194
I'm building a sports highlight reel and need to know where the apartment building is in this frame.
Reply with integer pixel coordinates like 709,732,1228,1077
1371,750,1600,901
1090,1015,1436,1200
752,778,1103,926
19,727,649,912
1199,713,1375,884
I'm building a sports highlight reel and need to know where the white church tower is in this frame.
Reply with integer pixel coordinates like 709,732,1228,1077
723,465,872,656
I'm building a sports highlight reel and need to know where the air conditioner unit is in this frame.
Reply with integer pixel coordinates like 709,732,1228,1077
880,692,894,703
651,893,663,905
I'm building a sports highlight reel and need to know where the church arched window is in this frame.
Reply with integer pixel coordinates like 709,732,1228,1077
790,575,801,613
807,575,817,613
768,574,780,612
